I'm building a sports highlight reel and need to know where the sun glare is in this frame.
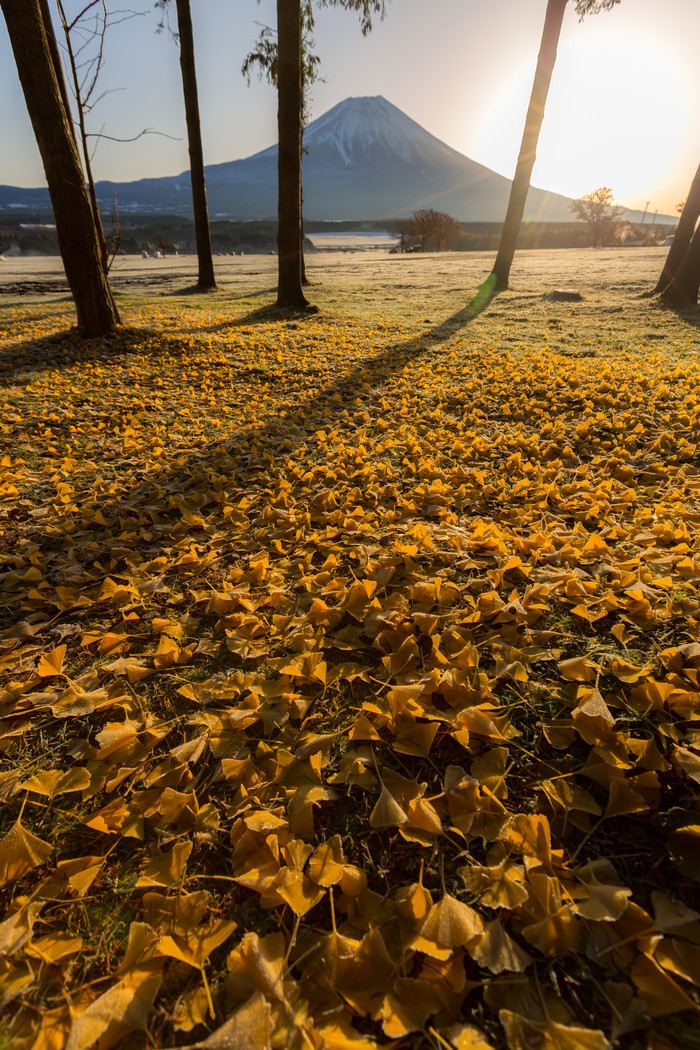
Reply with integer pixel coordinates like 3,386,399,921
474,33,688,213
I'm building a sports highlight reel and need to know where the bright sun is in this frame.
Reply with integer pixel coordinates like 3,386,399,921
474,32,688,214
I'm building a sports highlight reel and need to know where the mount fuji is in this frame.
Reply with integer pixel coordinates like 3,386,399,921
0,96,591,222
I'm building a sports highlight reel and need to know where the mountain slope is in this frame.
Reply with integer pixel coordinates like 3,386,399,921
200,95,577,222
0,96,657,223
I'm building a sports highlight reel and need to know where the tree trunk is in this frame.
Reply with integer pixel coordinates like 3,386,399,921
654,163,700,294
1,0,120,336
490,0,568,291
276,0,310,309
38,0,74,145
660,223,700,304
175,0,216,291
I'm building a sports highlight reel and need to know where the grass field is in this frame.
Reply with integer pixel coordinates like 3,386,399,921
0,248,699,1049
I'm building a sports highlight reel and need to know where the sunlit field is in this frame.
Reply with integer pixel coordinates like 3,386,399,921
1,248,699,1049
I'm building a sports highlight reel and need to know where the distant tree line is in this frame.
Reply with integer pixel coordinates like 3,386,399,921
2,212,678,260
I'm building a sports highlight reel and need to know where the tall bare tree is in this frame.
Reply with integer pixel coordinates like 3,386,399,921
55,2,157,273
660,222,700,305
55,0,111,271
654,163,700,297
243,8,319,286
489,0,620,291
274,0,386,308
1,0,120,336
173,0,216,290
156,0,216,290
276,0,309,309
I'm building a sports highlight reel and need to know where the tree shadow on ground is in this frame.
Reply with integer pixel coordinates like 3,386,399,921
161,284,278,301
0,292,324,379
0,326,184,386
1,278,500,600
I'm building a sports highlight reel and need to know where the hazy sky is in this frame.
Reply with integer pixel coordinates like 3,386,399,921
2,0,698,216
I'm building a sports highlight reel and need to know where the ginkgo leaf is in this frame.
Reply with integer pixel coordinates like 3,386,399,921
0,898,44,956
315,1016,385,1049
159,918,237,968
308,836,345,886
558,656,599,682
273,867,325,917
467,918,531,974
630,953,698,1017
21,767,91,797
460,861,529,910
26,932,83,965
419,893,483,948
0,819,52,887
57,855,106,897
602,981,647,1040
440,1024,496,1050
37,644,67,677
379,976,445,1036
196,992,273,1050
499,1010,612,1050
369,784,409,828
541,778,602,818
651,890,700,936
136,841,193,888
225,932,288,1007
172,982,210,1033
653,937,700,988
0,958,34,1012
65,967,162,1050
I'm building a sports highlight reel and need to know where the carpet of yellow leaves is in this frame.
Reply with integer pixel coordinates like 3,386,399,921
0,277,699,1049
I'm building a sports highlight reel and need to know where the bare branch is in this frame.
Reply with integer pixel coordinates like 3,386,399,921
86,127,181,142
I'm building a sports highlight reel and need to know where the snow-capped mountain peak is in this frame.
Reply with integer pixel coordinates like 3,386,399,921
302,95,457,169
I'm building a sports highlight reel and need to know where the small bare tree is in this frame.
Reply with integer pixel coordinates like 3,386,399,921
55,1,158,271
391,218,416,253
570,187,623,246
405,209,461,252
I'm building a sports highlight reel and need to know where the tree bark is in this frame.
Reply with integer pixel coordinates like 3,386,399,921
1,0,120,336
660,223,700,304
490,0,568,291
654,163,700,295
175,0,216,291
276,0,310,309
